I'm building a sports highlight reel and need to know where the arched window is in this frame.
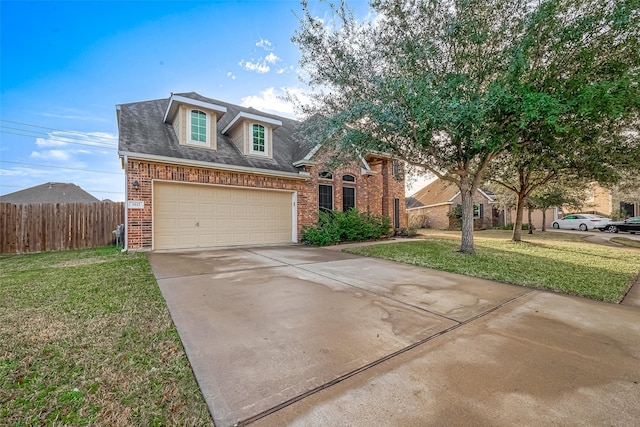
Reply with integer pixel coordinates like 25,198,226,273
319,171,333,180
342,174,355,183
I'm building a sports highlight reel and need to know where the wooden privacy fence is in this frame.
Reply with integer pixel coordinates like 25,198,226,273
0,202,125,254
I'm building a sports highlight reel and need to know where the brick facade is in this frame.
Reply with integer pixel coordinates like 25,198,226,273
407,191,495,230
125,155,406,250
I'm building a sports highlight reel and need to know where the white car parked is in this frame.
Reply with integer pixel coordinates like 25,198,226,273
552,214,610,231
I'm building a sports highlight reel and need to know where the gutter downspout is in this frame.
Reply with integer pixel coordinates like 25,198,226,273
122,154,128,253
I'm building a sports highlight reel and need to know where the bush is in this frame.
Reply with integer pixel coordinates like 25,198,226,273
408,214,430,229
395,227,418,237
301,209,392,246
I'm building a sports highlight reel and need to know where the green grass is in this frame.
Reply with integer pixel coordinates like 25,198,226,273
0,247,213,426
345,230,640,302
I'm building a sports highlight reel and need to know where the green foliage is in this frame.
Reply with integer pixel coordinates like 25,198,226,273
293,0,640,253
447,204,463,219
301,209,391,246
395,227,418,237
488,0,640,240
446,204,464,229
612,209,631,221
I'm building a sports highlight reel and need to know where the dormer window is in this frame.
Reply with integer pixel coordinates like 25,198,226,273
187,109,211,146
221,112,281,159
252,124,266,154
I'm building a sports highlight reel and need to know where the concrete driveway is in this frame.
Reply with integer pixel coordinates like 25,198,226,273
148,245,640,427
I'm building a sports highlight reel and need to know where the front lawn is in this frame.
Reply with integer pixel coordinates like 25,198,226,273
0,247,213,426
345,230,640,302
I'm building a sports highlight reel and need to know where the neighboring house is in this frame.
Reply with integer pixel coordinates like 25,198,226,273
0,182,100,203
117,92,406,250
580,182,639,219
406,179,497,229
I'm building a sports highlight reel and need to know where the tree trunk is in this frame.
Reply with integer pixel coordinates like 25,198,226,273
527,206,533,234
512,194,526,242
459,180,475,254
541,209,547,232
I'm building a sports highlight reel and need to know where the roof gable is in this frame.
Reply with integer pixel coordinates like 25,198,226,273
409,178,494,208
410,179,459,207
163,93,227,123
117,92,314,175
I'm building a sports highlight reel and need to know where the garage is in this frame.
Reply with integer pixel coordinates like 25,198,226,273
153,182,294,250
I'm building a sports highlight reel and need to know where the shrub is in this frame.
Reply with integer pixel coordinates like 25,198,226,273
395,227,418,237
447,204,462,229
301,209,391,246
409,213,430,229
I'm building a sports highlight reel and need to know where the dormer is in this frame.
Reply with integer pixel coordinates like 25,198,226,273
221,112,282,159
163,94,227,149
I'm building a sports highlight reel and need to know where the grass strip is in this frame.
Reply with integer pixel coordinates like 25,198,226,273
0,247,213,426
345,232,640,302
611,237,640,249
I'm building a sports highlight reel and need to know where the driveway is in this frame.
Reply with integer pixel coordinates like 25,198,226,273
148,245,640,427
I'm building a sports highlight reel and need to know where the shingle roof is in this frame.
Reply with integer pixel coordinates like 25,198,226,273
410,179,459,207
117,92,312,173
410,179,495,207
0,182,100,203
405,196,424,209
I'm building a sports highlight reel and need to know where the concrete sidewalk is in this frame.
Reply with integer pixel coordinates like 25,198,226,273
148,245,640,426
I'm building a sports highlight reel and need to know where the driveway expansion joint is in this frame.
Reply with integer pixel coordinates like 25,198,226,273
236,290,535,426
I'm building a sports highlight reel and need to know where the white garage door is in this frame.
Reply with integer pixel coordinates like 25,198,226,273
154,182,293,250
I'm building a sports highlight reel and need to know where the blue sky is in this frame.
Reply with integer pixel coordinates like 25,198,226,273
1,0,425,201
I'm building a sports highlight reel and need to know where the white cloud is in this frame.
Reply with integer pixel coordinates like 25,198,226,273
30,150,71,161
35,137,67,147
0,166,49,177
2,127,123,200
241,87,310,119
226,71,236,80
35,130,117,148
239,59,270,74
276,65,294,74
238,53,279,74
256,38,274,50
264,52,280,64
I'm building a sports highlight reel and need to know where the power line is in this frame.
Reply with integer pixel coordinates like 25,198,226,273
0,130,118,150
0,125,117,147
0,160,123,175
0,119,118,142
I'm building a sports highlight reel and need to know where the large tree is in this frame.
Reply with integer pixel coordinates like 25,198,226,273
292,0,639,253
292,0,530,253
488,0,640,241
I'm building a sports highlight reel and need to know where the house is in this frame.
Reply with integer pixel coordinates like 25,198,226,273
580,182,639,219
0,182,100,203
406,179,498,229
407,179,565,230
117,92,406,250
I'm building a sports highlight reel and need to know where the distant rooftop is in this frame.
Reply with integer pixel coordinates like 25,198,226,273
0,182,100,203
